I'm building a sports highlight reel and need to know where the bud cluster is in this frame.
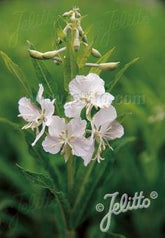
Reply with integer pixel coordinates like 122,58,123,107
28,7,119,71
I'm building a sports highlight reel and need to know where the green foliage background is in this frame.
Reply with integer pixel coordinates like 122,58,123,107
0,0,164,238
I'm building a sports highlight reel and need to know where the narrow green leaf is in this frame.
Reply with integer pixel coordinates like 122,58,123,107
27,41,56,98
71,160,109,227
112,136,136,153
17,163,71,229
107,231,126,238
77,42,93,68
109,57,140,91
0,117,21,132
63,36,79,91
0,51,32,96
16,164,54,189
89,47,115,75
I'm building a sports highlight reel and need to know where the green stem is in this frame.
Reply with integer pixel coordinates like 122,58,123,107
66,229,75,238
67,148,74,195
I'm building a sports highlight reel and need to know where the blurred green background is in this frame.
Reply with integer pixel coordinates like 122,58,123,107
0,0,165,237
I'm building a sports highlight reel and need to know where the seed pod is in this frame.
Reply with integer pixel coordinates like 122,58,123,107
28,50,44,59
98,62,120,71
91,48,102,58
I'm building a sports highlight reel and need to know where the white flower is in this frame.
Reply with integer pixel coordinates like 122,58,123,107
64,73,114,118
18,84,55,146
91,106,124,162
42,116,93,166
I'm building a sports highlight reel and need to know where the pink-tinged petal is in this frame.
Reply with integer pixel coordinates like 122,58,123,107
93,106,117,129
36,84,44,103
103,121,124,140
67,118,86,137
92,92,114,108
18,97,40,122
48,116,66,137
81,137,95,166
40,98,55,125
31,124,46,146
42,136,62,154
69,73,105,98
85,73,105,94
64,101,85,118
70,137,93,158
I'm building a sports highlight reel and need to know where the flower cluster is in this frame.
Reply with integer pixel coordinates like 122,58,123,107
18,73,124,166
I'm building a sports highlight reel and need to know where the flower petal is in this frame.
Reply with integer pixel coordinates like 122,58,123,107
81,137,95,166
18,97,40,122
48,116,66,137
103,121,124,140
40,99,55,125
67,118,86,137
32,123,46,146
93,106,117,129
36,84,44,103
64,101,85,118
42,136,62,154
69,73,105,98
70,137,93,158
91,92,114,108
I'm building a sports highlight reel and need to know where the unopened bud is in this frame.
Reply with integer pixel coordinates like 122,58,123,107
53,57,62,65
91,48,102,58
73,29,80,51
63,10,73,17
43,47,66,59
98,62,120,71
28,50,44,59
71,12,76,22
82,35,88,43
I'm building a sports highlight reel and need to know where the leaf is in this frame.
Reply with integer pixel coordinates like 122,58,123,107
109,57,140,91
63,34,79,92
71,160,110,228
27,41,57,98
16,164,54,189
17,163,71,229
89,47,115,75
0,51,32,96
0,117,21,132
107,231,126,238
112,136,136,153
77,41,93,68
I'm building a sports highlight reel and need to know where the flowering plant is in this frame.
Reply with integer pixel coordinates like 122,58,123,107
0,7,138,238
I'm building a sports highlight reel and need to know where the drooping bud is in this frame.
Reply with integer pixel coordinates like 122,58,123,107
63,10,73,17
28,50,44,59
42,47,66,59
73,29,80,51
70,12,76,22
91,48,102,58
98,62,120,71
53,57,62,65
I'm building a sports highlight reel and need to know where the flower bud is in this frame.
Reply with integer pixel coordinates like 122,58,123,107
71,12,76,22
28,50,44,59
63,10,73,17
42,47,66,59
91,48,102,58
98,62,120,71
53,57,62,65
73,29,80,51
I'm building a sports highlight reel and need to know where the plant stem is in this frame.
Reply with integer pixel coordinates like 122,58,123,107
67,229,75,238
66,147,74,195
